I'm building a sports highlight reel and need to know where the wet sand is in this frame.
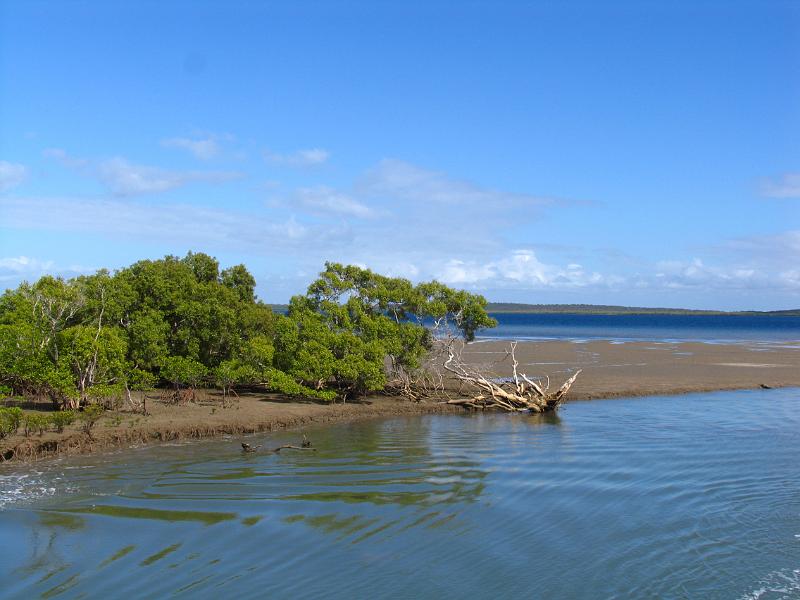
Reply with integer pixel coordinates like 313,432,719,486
461,339,800,399
3,340,799,462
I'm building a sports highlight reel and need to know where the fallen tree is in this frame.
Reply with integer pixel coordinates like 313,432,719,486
442,340,581,413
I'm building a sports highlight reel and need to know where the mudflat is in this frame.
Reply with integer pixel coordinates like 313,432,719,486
460,339,800,399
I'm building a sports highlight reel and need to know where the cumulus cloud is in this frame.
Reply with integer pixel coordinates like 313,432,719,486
44,149,242,196
760,173,800,198
434,250,613,288
293,186,377,219
161,136,220,160
265,148,329,167
0,161,28,192
423,248,799,297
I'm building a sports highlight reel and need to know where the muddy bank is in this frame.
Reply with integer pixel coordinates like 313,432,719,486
1,394,462,463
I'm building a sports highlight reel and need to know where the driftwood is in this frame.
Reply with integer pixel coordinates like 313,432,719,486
242,435,316,454
272,444,316,452
442,340,581,413
274,435,315,452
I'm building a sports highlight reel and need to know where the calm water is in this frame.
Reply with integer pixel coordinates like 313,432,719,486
1,388,799,599
482,313,800,343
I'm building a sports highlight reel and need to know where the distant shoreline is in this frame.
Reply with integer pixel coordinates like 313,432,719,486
483,303,800,316
268,304,800,316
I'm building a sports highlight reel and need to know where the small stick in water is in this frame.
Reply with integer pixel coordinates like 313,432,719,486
273,444,316,452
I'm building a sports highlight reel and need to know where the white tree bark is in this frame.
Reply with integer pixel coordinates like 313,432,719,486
442,340,581,413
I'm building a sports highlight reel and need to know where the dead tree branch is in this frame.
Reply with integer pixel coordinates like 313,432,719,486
442,340,581,413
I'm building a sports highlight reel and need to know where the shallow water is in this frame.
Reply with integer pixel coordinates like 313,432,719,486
1,389,799,599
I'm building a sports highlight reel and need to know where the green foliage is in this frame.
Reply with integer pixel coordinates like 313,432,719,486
276,262,496,398
24,412,50,437
50,410,77,433
126,309,169,371
126,368,157,392
222,264,257,303
160,356,208,389
0,253,495,406
262,367,336,402
213,360,254,390
59,325,128,393
0,407,23,438
80,404,104,433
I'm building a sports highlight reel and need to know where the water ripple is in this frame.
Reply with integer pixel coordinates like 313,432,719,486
1,387,799,599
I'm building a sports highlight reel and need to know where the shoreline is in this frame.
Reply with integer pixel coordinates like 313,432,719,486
3,339,799,464
1,396,463,464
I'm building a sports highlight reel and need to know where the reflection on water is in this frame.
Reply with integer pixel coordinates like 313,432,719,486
56,505,237,525
1,389,799,599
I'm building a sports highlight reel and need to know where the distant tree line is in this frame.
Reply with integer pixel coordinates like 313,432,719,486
0,252,496,409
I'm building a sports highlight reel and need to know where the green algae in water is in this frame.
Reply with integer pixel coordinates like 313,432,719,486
140,543,182,566
56,505,236,525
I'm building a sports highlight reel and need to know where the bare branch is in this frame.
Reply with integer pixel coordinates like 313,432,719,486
441,340,581,413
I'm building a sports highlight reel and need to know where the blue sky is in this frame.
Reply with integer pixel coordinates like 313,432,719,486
1,0,798,309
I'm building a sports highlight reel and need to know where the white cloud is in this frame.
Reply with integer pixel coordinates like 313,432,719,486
761,173,800,198
97,157,240,196
437,260,496,285
43,148,88,168
0,256,54,284
358,159,560,209
264,148,330,167
0,256,96,285
280,158,573,266
293,186,377,219
652,257,779,291
0,161,28,192
0,256,53,273
0,196,350,252
780,270,800,288
434,250,612,288
424,244,797,296
161,136,220,160
44,149,242,196
727,230,800,257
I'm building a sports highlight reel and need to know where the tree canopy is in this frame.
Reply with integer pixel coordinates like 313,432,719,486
0,254,496,406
